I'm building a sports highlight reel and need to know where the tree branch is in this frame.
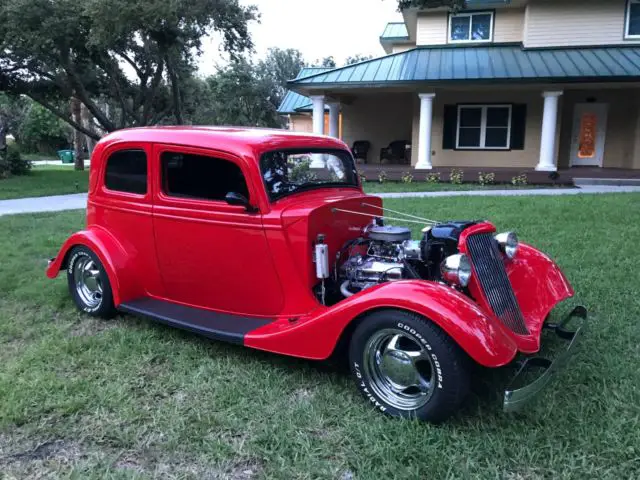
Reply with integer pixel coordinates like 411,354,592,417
26,93,100,141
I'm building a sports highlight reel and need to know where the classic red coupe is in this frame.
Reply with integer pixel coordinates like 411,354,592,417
47,127,587,423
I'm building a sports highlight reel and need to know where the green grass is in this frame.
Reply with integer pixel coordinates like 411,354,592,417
0,167,89,200
1,194,640,478
363,181,552,194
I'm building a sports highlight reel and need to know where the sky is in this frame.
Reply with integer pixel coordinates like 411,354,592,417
198,0,403,76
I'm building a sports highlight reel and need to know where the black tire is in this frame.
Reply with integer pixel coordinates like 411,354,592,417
66,246,116,319
348,309,469,423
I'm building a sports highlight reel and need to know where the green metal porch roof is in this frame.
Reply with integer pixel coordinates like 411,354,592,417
380,22,409,41
277,67,334,114
289,45,640,88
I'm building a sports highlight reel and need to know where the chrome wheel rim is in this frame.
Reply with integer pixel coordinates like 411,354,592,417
73,256,103,309
363,328,436,411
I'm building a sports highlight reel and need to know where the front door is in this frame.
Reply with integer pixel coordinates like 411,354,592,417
570,103,608,167
151,144,284,315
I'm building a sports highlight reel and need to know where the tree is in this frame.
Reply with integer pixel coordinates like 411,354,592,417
397,0,466,11
200,60,280,128
257,48,306,109
0,0,257,143
314,56,337,68
345,54,374,65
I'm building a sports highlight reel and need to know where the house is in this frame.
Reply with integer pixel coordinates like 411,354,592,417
278,0,640,181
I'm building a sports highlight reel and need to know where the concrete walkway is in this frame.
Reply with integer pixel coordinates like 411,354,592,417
2,186,640,217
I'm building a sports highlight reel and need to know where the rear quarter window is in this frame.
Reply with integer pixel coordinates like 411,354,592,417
104,150,148,194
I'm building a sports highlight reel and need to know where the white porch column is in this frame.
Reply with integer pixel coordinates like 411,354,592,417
416,93,436,170
327,102,340,138
310,95,326,168
310,95,325,135
536,91,563,172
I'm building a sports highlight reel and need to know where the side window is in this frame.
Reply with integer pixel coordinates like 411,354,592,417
161,151,249,202
104,149,148,194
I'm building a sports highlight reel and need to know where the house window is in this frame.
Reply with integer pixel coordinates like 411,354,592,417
626,0,640,38
161,151,249,202
456,105,512,150
449,12,493,43
104,149,147,194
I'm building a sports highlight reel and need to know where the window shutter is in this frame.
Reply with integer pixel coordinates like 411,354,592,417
510,104,527,150
442,105,458,150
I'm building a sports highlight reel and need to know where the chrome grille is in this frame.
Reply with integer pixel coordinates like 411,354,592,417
466,233,529,335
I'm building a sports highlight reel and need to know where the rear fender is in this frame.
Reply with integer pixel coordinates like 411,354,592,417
46,226,138,306
245,280,518,367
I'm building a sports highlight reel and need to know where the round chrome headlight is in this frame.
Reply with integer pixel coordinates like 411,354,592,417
440,254,472,287
495,232,519,259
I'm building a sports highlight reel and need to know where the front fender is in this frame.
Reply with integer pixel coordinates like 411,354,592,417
245,280,518,367
46,226,139,306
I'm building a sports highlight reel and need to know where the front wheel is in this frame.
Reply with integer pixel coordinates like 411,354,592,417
348,309,469,423
66,246,116,319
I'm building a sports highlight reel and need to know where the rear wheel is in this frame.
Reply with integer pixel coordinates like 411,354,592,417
348,309,469,423
66,246,115,319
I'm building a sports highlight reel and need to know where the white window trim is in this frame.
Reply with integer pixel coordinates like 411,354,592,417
625,0,640,39
448,11,494,44
456,105,512,150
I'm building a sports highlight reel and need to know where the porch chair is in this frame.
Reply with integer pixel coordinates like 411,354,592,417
351,140,371,164
379,140,411,165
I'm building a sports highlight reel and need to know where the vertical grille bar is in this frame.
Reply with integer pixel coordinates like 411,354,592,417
466,233,529,335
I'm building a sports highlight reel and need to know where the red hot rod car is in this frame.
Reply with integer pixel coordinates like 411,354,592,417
47,127,587,423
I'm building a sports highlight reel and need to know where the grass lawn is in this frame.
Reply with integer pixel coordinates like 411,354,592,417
1,194,639,478
363,181,554,194
0,167,89,200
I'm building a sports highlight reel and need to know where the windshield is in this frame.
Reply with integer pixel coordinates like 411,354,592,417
260,149,359,201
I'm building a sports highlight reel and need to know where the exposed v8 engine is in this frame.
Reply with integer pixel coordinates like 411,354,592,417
336,220,478,298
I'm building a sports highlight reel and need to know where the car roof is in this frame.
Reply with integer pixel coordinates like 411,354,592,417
98,126,349,157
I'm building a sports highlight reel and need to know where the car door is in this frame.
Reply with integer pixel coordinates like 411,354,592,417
151,144,284,315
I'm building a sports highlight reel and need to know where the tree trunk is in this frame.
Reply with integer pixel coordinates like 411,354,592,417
81,103,97,156
71,97,86,171
0,119,8,178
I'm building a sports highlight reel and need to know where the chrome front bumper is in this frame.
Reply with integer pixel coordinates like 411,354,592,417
503,306,588,413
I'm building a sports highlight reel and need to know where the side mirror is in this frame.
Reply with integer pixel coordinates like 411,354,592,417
225,192,258,213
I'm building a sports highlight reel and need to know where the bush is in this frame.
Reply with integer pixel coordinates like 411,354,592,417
401,171,414,183
425,172,441,184
357,170,367,183
7,145,31,175
449,168,464,184
511,173,528,186
378,170,387,183
478,172,495,186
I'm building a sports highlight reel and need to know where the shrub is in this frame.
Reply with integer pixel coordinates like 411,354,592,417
401,171,414,183
7,145,31,176
357,170,367,183
478,171,495,186
449,168,464,184
378,170,387,183
511,173,528,186
425,172,441,184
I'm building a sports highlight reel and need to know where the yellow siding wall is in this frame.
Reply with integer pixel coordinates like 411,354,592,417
289,115,313,133
494,8,524,43
341,94,413,164
558,89,640,169
416,9,524,46
410,90,546,168
524,0,640,48
416,12,447,45
392,43,417,54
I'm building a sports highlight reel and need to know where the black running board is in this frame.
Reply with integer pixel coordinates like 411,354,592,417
119,297,274,345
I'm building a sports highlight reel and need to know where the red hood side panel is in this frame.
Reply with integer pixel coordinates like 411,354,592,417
280,191,383,290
